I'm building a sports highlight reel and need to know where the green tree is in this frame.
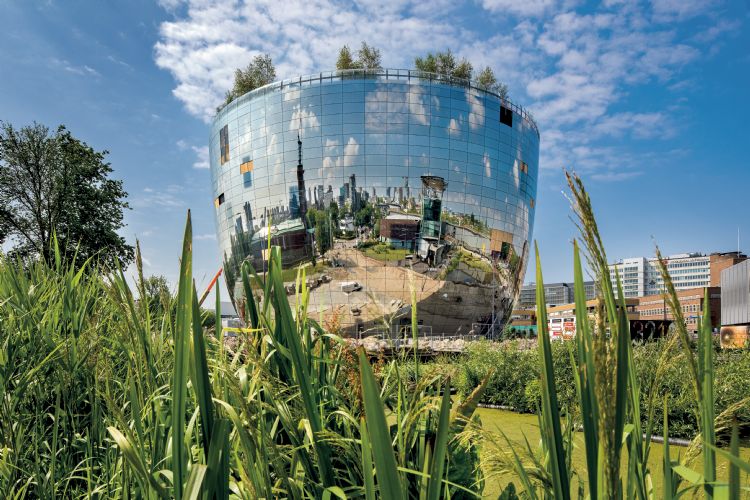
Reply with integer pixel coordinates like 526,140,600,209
415,50,472,80
223,54,276,107
0,122,133,268
328,200,340,231
336,45,359,70
336,42,382,71
143,274,171,316
309,209,332,255
476,66,509,98
414,53,438,73
356,42,382,70
354,202,374,228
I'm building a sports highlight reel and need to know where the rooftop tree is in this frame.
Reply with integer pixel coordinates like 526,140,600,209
221,54,276,109
0,122,133,268
476,66,509,99
414,50,472,80
415,51,509,98
336,42,383,71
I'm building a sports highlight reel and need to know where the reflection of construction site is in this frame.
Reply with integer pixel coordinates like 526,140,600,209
302,247,514,338
226,174,529,338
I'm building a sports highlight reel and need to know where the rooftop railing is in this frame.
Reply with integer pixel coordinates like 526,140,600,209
217,68,539,137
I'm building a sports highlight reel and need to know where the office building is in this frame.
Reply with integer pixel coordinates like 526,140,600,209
519,281,596,308
608,252,745,298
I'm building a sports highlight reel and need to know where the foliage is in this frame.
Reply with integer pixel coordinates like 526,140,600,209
2,172,750,498
221,54,276,109
453,341,578,415
414,51,509,99
475,66,509,99
307,206,334,255
0,211,488,497
0,121,133,268
415,50,473,80
336,41,383,71
360,241,409,262
354,200,374,228
476,171,750,498
445,337,750,439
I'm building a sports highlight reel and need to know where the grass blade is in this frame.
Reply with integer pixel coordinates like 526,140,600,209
361,418,376,500
534,243,570,500
172,209,193,500
358,349,403,500
426,379,451,500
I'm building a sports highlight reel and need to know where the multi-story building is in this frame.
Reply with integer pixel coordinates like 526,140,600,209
636,286,720,335
209,69,539,336
608,252,745,298
518,281,596,308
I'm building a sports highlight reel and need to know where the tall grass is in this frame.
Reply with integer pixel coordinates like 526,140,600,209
1,174,749,498
0,211,487,498
478,172,750,498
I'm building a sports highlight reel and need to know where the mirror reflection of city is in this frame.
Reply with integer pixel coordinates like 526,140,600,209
210,70,539,338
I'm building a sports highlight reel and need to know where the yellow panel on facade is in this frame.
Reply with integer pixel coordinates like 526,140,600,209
240,160,254,174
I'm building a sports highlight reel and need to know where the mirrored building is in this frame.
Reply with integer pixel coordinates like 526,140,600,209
209,69,539,338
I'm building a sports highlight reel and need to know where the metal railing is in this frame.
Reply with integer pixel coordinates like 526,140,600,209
216,68,539,137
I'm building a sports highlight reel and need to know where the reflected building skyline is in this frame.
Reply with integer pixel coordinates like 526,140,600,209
209,69,539,337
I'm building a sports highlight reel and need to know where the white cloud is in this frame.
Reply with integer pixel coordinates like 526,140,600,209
50,58,100,77
191,145,210,169
481,0,559,17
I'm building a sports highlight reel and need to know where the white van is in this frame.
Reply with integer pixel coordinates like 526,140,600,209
340,281,362,293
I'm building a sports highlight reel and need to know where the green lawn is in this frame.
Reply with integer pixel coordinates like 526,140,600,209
362,242,409,262
477,408,750,498
280,261,329,282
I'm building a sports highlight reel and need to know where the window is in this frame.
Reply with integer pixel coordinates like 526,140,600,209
215,193,225,207
500,105,513,127
219,125,230,165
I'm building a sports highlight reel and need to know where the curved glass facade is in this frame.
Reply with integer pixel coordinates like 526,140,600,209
209,70,539,337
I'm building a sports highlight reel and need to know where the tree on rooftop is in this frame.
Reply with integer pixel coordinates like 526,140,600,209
336,42,382,71
336,45,359,70
356,42,382,70
415,50,473,80
476,66,509,99
415,51,509,98
222,54,276,108
0,122,133,268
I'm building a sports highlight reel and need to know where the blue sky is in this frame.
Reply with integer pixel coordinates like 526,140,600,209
1,0,749,293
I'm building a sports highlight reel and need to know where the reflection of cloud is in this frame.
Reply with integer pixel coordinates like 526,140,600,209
266,133,279,156
320,137,360,185
343,136,359,164
484,153,491,178
466,89,484,130
289,104,320,134
448,118,461,136
512,158,520,189
365,85,428,132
